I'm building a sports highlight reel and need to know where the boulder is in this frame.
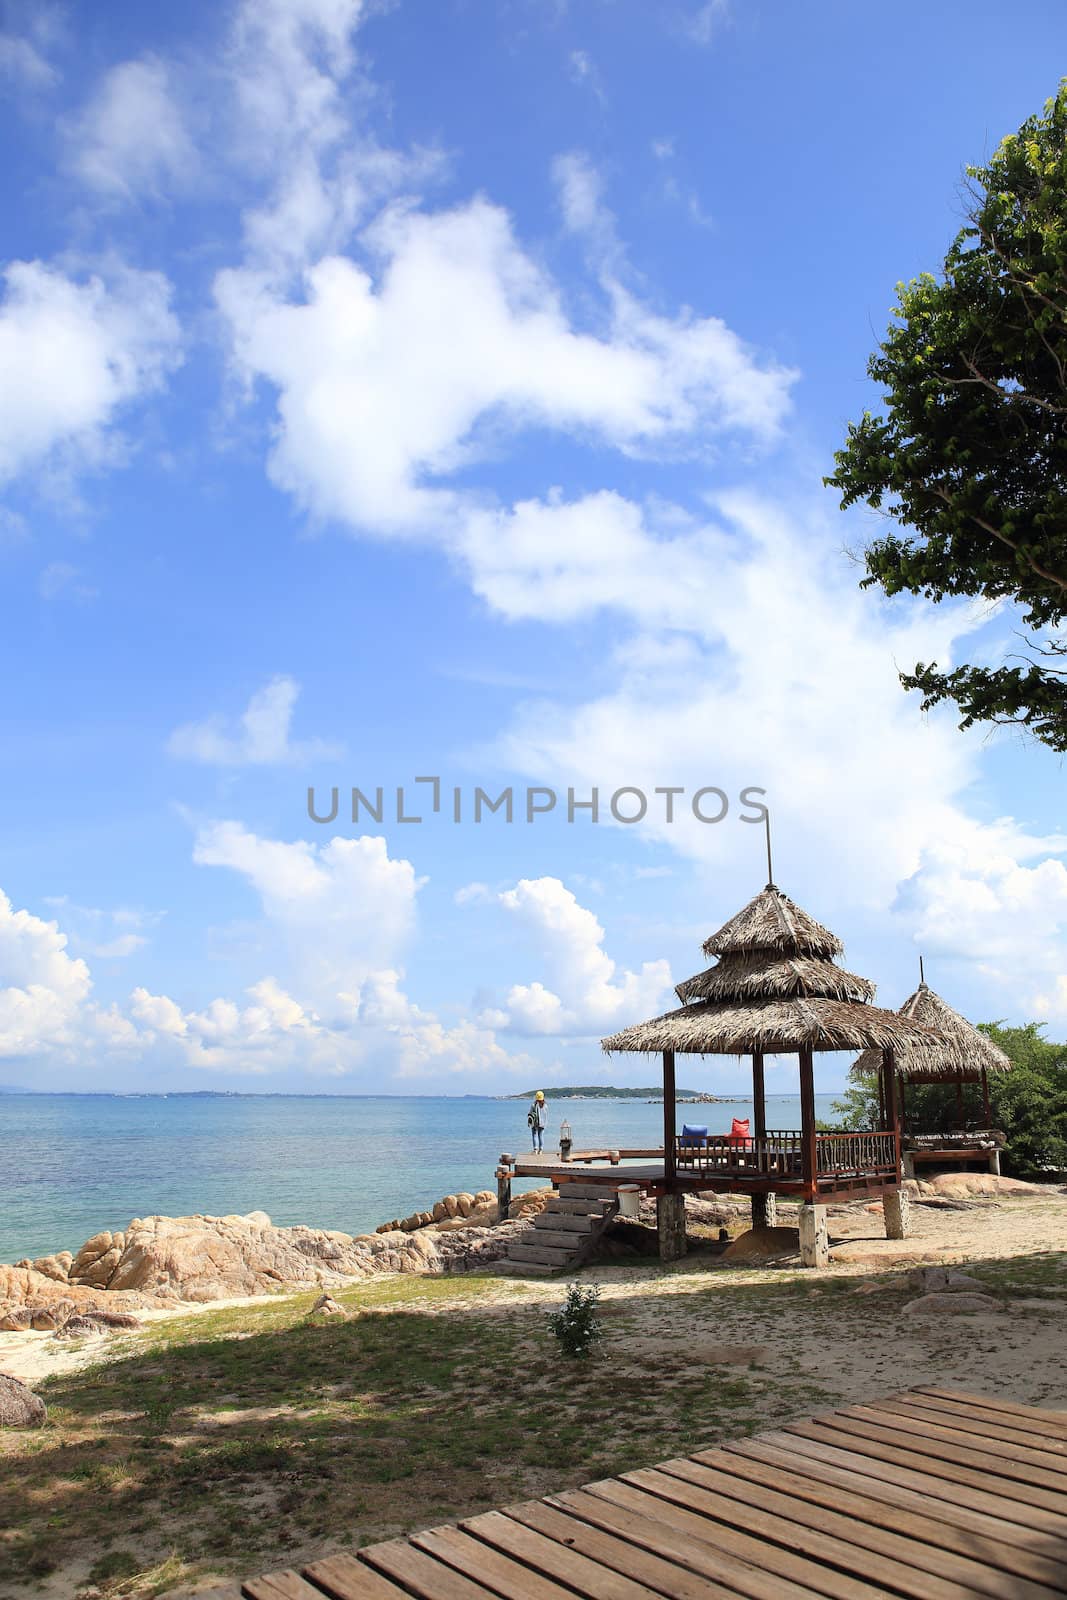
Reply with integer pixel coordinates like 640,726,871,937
905,1292,1004,1314
454,1193,475,1217
31,1252,72,1283
309,1293,346,1318
442,1195,460,1218
508,1187,551,1219
908,1266,987,1294
68,1231,116,1282
432,1201,449,1223
0,1374,46,1428
54,1315,109,1340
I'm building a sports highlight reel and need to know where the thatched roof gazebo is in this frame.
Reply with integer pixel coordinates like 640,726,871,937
851,980,1011,1176
602,883,945,1264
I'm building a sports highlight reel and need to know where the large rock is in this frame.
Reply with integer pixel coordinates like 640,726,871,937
905,1292,1004,1314
31,1252,72,1283
0,1374,46,1428
910,1174,1049,1201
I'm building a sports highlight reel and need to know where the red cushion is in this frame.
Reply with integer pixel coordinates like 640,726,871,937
730,1117,750,1139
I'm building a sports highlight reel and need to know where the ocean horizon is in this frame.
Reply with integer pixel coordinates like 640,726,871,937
0,1091,845,1262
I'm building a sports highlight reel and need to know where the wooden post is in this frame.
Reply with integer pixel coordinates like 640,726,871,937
799,1045,817,1201
751,1050,772,1229
981,1067,991,1128
898,1075,907,1136
662,1048,677,1188
496,1158,512,1219
752,1051,767,1140
884,1049,900,1178
955,1076,966,1129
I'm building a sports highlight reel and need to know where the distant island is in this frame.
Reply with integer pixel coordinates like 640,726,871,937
509,1085,716,1100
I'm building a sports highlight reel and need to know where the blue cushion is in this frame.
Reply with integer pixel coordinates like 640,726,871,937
680,1124,708,1139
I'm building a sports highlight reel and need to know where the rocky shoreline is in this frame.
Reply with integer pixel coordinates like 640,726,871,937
0,1187,552,1337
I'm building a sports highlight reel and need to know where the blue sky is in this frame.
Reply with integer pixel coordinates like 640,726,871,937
1,0,1066,1094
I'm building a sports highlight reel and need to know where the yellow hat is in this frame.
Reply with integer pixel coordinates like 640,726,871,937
535,1089,545,1100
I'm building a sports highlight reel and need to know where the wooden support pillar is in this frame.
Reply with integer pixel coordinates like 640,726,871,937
799,1204,828,1268
898,1075,907,1136
883,1186,911,1240
980,1067,991,1128
955,1076,966,1129
496,1155,513,1219
799,1045,817,1201
884,1048,900,1180
657,1192,687,1261
662,1048,677,1189
751,1191,777,1231
752,1050,767,1142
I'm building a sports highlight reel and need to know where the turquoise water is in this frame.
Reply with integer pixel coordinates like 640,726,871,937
0,1093,842,1263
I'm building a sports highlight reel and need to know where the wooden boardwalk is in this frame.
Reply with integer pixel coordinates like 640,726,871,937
186,1388,1067,1600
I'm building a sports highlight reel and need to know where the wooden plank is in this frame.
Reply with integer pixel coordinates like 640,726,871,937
546,1197,615,1215
166,1589,245,1600
499,1498,792,1600
729,1437,1067,1581
304,1554,412,1600
412,1525,582,1600
906,1387,1067,1440
559,1482,895,1600
840,1401,1067,1475
521,1229,590,1250
911,1386,1067,1427
621,1465,1000,1600
885,1392,1067,1456
676,1452,1067,1599
462,1507,670,1600
360,1539,501,1600
242,1574,324,1600
793,1420,1067,1504
532,1212,600,1232
787,1415,1067,1517
504,1244,571,1266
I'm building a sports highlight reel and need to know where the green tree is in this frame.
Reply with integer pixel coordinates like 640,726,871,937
827,83,1067,749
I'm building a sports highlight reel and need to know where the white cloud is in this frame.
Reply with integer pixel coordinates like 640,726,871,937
39,561,97,602
217,197,794,538
0,890,92,1057
168,676,338,766
476,876,672,1035
0,32,57,89
0,260,181,487
70,56,196,200
41,897,158,960
682,1,730,46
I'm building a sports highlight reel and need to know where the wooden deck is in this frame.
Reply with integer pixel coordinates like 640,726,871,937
188,1387,1067,1600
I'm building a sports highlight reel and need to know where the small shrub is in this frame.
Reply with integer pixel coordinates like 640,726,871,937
548,1284,603,1359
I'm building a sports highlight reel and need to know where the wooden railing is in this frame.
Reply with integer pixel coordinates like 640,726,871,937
676,1128,898,1179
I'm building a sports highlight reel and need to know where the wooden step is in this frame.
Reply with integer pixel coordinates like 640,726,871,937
506,1243,573,1267
533,1211,601,1233
523,1229,587,1251
545,1196,615,1216
554,1182,622,1198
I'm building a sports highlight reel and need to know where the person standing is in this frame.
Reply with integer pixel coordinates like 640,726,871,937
527,1089,548,1153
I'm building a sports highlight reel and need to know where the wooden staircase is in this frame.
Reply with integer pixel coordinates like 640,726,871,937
504,1184,620,1275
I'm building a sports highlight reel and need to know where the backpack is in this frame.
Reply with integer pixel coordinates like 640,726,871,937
527,1106,536,1127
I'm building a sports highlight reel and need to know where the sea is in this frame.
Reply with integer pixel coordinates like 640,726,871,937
0,1092,844,1264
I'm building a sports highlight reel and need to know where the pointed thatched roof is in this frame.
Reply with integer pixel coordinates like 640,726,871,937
702,886,843,959
603,882,943,1058
851,984,1012,1083
676,952,874,1006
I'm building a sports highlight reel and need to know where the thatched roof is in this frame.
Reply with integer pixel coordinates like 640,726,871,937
603,995,942,1056
702,886,843,960
605,881,949,1059
851,984,1012,1083
675,952,875,1006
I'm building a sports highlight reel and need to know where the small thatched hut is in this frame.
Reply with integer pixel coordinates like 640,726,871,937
851,981,1011,1175
602,883,943,1264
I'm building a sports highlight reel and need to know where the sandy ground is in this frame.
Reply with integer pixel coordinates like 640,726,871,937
0,1295,283,1386
2,1189,1065,1599
3,1188,1065,1392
